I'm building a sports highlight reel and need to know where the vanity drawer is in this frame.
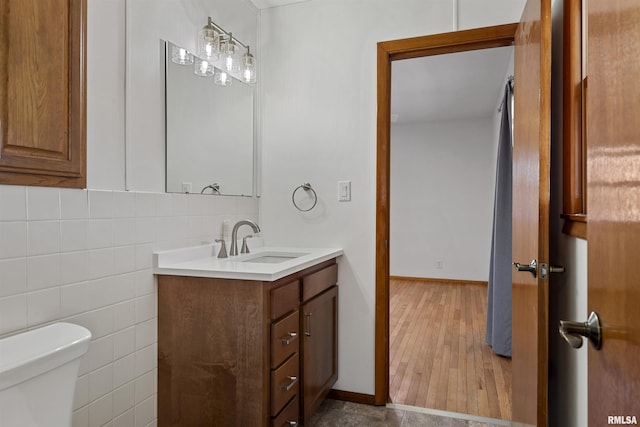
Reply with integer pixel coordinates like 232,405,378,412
271,394,299,427
271,310,300,368
271,354,299,416
302,263,338,302
271,279,300,320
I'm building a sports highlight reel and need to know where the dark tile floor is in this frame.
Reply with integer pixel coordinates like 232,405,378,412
306,400,508,427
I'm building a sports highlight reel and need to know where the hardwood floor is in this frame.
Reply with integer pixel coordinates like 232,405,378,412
389,279,512,420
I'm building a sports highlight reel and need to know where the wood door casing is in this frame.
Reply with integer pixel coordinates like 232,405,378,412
511,0,551,425
0,0,86,188
375,23,519,405
586,0,640,424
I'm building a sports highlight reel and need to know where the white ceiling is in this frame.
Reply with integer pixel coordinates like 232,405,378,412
391,46,514,124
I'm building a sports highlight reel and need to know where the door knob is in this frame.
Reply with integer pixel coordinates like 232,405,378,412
559,311,602,350
513,259,537,277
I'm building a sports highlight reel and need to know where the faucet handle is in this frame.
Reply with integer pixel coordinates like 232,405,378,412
215,239,228,258
241,235,253,254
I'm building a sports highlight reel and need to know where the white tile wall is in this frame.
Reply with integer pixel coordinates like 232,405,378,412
0,185,259,427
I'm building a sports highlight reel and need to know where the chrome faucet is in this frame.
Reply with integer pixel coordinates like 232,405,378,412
230,220,260,256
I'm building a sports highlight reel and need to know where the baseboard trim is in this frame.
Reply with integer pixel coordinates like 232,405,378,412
328,389,377,405
390,276,487,286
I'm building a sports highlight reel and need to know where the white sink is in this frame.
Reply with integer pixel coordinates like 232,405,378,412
238,251,309,264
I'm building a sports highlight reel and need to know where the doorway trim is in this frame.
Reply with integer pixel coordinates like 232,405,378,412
374,23,518,405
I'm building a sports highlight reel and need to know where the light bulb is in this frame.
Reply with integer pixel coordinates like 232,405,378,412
214,68,233,86
171,45,193,65
204,44,217,60
243,68,255,83
226,55,235,72
194,58,214,77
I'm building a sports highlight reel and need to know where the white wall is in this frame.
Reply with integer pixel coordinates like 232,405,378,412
0,1,259,427
390,118,496,281
258,0,527,395
548,1,588,426
87,0,127,191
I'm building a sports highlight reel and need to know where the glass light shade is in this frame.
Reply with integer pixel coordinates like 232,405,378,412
214,68,233,86
220,36,239,72
198,18,220,60
171,45,194,65
194,58,214,77
242,51,256,84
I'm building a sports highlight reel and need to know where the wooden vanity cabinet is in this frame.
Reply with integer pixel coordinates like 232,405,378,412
157,259,338,427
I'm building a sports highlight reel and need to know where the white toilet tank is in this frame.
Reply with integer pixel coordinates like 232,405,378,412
0,322,92,427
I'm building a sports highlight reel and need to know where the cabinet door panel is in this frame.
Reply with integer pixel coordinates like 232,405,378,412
0,0,86,187
302,286,338,421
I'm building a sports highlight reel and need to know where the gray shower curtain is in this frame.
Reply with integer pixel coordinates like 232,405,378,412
486,82,513,357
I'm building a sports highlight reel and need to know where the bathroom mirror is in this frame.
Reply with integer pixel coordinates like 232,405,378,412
165,41,255,196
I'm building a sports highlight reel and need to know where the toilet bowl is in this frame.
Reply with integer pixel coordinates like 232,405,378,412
0,322,92,427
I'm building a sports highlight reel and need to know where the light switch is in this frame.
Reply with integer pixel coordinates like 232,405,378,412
338,180,351,202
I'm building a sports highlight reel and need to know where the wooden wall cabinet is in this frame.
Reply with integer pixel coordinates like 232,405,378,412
158,259,338,427
0,0,87,188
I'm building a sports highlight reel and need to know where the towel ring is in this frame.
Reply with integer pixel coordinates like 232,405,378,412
292,183,318,212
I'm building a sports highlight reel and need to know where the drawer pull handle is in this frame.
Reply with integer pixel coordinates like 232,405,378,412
281,332,298,345
305,312,313,336
281,375,298,392
283,422,297,426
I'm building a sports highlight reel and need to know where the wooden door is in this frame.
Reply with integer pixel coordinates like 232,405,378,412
301,286,338,422
586,0,640,424
511,0,552,425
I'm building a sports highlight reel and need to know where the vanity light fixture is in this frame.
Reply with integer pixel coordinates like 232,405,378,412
192,17,257,85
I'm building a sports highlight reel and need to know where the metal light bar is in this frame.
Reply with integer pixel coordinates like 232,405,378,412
206,17,250,50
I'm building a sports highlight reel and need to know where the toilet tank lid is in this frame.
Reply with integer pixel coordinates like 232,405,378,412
0,322,92,391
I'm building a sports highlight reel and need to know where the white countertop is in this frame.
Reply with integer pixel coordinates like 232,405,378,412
153,243,343,282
